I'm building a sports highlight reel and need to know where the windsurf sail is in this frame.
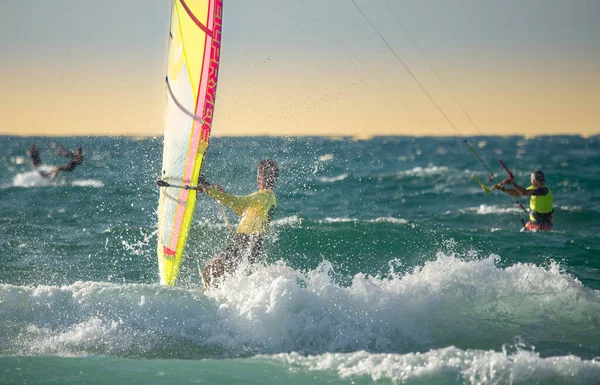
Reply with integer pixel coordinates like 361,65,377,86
157,0,224,286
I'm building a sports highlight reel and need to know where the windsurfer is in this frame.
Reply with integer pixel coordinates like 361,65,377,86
198,159,279,290
493,170,553,231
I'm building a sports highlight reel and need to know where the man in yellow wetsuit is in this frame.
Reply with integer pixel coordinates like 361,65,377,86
198,159,279,289
493,170,553,231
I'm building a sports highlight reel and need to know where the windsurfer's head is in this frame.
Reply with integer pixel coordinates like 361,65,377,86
531,170,545,187
258,159,279,190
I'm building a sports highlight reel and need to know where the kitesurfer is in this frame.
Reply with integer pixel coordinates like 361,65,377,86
27,145,43,168
198,159,279,290
27,144,52,178
27,144,84,180
493,170,553,231
49,145,84,179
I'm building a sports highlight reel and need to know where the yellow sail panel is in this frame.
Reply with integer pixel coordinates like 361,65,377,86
157,0,224,286
173,0,210,97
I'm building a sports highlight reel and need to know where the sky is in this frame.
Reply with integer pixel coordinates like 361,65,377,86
0,0,598,137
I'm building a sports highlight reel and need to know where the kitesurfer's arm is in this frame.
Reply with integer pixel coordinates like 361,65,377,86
496,185,522,197
27,145,42,167
494,178,525,196
491,177,522,196
56,145,74,158
204,187,254,216
57,145,84,165
496,179,545,197
492,177,514,193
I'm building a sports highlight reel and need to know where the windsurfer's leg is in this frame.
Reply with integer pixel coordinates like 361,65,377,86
246,235,265,264
201,253,227,290
201,234,250,290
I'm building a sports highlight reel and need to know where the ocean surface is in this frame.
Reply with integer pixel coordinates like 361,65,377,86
1,135,599,384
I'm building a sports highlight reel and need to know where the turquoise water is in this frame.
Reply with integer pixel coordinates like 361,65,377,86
1,135,599,384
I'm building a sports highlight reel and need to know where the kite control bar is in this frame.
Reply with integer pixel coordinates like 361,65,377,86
496,159,529,217
474,159,515,193
498,159,514,180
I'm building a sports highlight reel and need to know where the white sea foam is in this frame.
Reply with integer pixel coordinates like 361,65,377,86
397,165,449,177
558,205,583,212
70,179,104,188
194,218,232,229
270,347,600,384
460,204,524,215
8,170,103,189
195,216,402,229
367,217,408,224
318,154,334,162
11,168,57,187
317,174,348,183
1,253,598,359
271,215,302,228
194,216,303,230
121,229,157,256
318,217,355,223
11,156,26,165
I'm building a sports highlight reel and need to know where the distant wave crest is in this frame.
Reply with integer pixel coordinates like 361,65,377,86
6,170,103,189
317,174,348,183
398,165,449,177
460,204,524,215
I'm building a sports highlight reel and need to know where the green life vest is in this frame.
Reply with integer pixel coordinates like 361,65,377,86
527,185,553,221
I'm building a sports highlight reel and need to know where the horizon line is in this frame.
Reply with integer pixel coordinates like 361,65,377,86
1,133,597,139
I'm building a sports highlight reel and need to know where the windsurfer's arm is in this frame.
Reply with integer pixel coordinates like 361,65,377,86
205,187,254,216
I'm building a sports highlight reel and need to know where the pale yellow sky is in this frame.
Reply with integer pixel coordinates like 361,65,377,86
1,1,599,137
2,56,598,138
